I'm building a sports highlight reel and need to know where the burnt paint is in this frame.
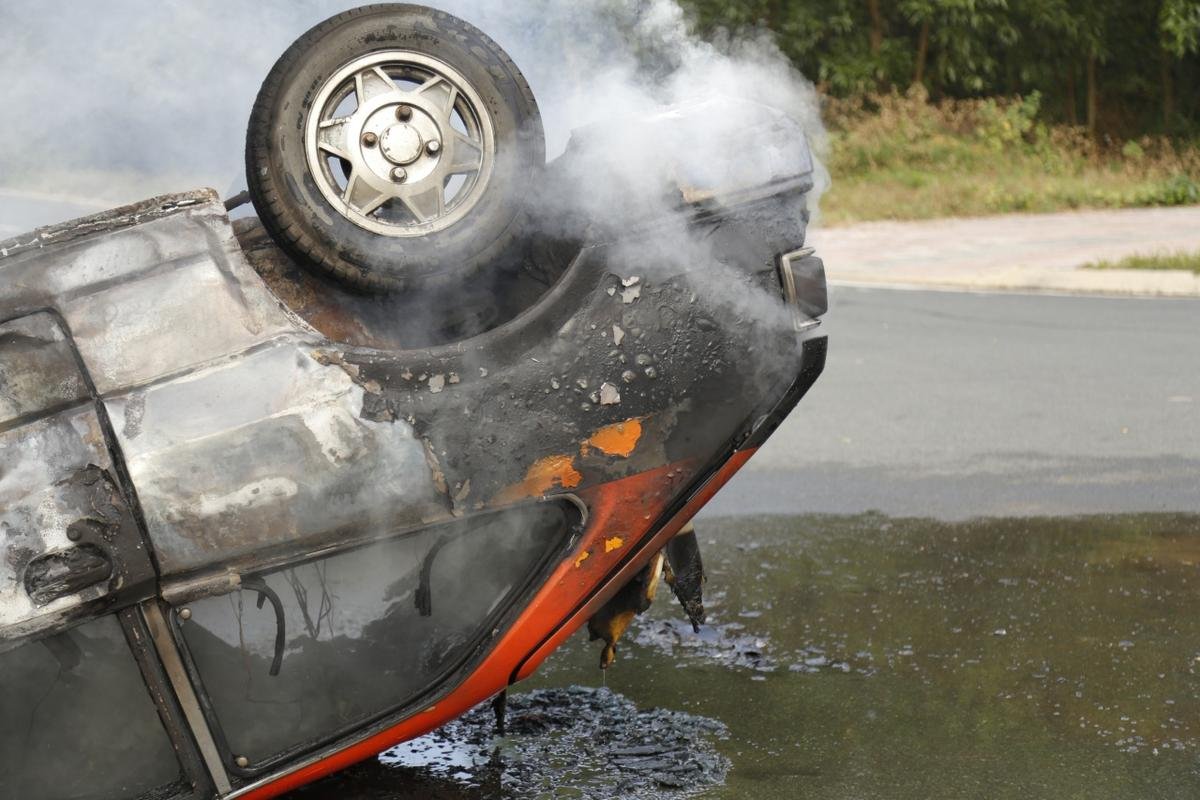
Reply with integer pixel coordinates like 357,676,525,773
1,307,159,644
36,464,155,614
0,314,90,429
23,543,112,606
344,197,812,513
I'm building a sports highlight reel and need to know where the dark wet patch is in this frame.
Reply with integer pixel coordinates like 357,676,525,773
631,618,776,673
288,687,728,799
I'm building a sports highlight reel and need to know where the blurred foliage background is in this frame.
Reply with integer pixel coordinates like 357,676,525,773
681,0,1199,135
676,0,1200,222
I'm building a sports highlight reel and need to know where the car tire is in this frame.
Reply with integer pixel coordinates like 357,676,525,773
246,4,545,293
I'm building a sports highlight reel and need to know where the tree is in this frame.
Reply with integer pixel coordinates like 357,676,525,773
1160,0,1200,55
901,0,1018,95
677,0,1200,135
1160,0,1200,125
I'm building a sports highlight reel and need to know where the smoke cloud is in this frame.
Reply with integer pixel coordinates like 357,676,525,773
0,0,827,226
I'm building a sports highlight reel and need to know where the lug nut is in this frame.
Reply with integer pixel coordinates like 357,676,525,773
361,131,378,147
426,140,441,155
396,104,413,121
391,166,408,182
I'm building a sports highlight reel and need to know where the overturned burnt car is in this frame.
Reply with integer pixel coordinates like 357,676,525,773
0,5,826,799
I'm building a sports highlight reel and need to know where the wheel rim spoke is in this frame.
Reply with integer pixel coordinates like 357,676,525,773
343,173,389,215
401,184,445,223
419,76,458,118
355,66,398,104
445,132,484,175
316,117,352,159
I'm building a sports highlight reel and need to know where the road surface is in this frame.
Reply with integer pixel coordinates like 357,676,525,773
707,286,1200,519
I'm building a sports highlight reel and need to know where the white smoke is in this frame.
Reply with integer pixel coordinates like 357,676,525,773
0,0,827,226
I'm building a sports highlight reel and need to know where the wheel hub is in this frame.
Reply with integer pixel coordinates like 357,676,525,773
380,123,424,165
305,51,496,236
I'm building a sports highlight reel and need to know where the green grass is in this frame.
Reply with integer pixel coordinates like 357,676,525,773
820,89,1200,226
1084,250,1200,274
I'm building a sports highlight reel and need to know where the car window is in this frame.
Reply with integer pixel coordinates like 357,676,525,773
0,615,184,800
176,501,573,770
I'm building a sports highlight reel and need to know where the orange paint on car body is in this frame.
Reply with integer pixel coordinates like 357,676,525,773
493,454,583,503
581,418,643,458
514,448,756,681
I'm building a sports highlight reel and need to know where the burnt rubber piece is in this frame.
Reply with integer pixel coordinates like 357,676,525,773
587,553,664,669
665,524,706,632
491,690,508,736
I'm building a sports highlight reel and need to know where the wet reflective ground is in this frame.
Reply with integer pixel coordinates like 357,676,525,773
290,513,1200,799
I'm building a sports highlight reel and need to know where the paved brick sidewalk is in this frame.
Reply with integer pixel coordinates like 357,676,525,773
810,205,1200,296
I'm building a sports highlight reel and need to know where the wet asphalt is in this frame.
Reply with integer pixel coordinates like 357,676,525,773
298,512,1200,800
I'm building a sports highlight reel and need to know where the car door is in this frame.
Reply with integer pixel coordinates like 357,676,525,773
0,310,209,799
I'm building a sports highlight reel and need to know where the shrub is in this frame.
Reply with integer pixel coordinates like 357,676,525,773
821,91,1200,223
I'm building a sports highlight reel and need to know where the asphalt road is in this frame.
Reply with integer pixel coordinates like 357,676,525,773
705,286,1200,520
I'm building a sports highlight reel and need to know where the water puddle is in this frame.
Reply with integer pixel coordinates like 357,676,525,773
290,513,1200,799
287,687,728,799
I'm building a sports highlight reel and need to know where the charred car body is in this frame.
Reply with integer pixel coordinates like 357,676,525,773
0,5,826,799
